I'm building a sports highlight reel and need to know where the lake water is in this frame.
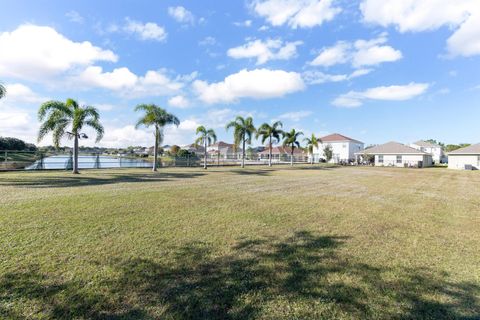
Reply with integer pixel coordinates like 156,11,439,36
26,155,152,170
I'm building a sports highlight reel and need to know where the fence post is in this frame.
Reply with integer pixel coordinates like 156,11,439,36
4,151,7,163
187,154,190,167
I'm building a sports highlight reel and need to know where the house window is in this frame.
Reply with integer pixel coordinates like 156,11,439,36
378,155,384,163
343,144,346,148
396,155,402,164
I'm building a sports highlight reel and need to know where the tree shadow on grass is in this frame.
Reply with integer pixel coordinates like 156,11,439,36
1,231,479,319
0,171,205,188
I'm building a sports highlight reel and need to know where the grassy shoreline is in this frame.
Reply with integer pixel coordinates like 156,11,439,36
1,166,479,319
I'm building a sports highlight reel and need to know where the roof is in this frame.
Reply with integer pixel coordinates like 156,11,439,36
448,143,480,155
412,140,441,148
209,141,234,148
259,146,305,155
357,141,429,155
320,133,363,144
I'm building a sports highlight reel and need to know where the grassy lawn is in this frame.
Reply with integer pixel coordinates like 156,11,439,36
0,166,479,319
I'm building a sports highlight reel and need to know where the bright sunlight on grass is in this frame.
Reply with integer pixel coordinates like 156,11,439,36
1,166,479,319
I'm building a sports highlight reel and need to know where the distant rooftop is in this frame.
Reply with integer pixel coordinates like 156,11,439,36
412,140,441,148
448,143,480,155
358,141,428,155
321,133,363,144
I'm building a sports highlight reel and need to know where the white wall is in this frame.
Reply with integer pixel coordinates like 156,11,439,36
448,155,480,170
312,141,364,163
374,154,433,168
410,144,445,163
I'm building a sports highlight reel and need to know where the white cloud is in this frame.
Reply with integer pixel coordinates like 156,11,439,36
360,0,480,57
65,11,84,24
252,0,341,29
2,83,47,103
124,18,167,41
227,39,303,65
310,34,402,68
352,36,402,67
303,68,372,84
192,68,305,104
234,20,253,27
76,66,189,97
0,24,117,80
199,36,217,46
168,6,195,24
279,110,313,121
332,82,430,107
168,95,190,108
310,41,350,67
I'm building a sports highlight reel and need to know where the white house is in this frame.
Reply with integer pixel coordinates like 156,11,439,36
206,141,242,159
357,141,433,168
312,133,364,163
447,143,480,170
410,140,446,164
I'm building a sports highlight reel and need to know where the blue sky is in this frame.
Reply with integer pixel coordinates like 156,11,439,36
0,0,479,148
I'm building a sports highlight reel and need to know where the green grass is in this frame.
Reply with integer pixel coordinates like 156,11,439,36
0,166,479,319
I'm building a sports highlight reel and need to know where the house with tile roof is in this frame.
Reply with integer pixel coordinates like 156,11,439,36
447,143,480,170
312,133,364,163
356,141,433,168
410,140,446,163
206,141,242,159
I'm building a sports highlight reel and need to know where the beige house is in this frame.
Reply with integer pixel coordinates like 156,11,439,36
447,143,480,170
357,141,433,168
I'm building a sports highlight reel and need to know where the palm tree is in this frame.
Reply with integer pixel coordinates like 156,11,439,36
38,98,104,174
256,121,283,167
135,104,179,172
282,128,303,166
304,133,322,165
226,116,256,168
195,126,217,169
0,83,6,99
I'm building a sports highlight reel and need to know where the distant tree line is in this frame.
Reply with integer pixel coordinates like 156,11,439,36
0,137,37,151
425,139,470,152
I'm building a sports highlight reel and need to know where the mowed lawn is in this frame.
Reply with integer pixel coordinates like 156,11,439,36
0,166,479,319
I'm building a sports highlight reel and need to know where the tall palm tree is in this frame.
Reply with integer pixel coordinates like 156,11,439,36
38,98,104,174
195,126,217,170
135,104,179,172
282,128,304,166
0,83,6,99
304,133,322,165
256,121,283,167
226,116,256,168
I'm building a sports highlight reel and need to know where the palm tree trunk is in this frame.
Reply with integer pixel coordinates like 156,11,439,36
269,136,272,167
242,138,245,168
204,139,207,170
311,148,314,165
290,146,294,167
153,127,158,172
73,134,79,174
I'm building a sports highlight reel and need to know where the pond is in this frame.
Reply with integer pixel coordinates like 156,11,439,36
26,155,152,170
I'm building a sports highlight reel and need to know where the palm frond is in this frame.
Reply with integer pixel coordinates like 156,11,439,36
0,83,6,99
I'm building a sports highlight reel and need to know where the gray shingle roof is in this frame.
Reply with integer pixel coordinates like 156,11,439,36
412,140,441,148
357,141,428,155
448,143,480,155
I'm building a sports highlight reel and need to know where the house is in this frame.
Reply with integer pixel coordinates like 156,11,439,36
312,133,364,163
258,146,307,162
207,141,242,159
356,141,433,168
410,140,446,163
182,143,205,154
447,143,480,170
